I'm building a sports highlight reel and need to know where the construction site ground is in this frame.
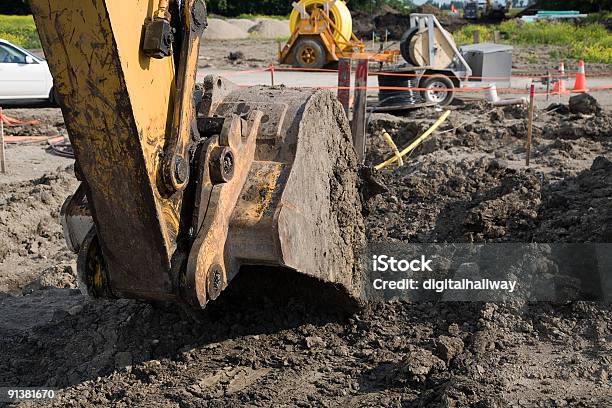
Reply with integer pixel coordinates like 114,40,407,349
196,40,612,74
1,40,611,407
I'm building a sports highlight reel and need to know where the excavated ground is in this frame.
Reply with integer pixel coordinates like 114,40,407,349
0,95,611,407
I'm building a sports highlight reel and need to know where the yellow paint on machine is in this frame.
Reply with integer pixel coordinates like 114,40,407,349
30,0,182,295
105,0,181,247
106,0,176,168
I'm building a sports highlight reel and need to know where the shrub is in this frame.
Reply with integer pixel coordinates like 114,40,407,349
0,15,41,49
454,20,612,64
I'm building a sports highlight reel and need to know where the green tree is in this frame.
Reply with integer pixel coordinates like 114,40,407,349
206,0,294,16
4,0,424,18
206,0,417,16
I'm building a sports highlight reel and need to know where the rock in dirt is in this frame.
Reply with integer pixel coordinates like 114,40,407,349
305,336,326,349
436,335,465,363
400,347,446,379
228,51,245,61
569,93,602,115
22,265,76,294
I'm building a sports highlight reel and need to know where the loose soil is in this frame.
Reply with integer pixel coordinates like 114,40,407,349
203,18,248,40
201,18,292,41
0,93,611,407
352,5,468,40
248,20,291,39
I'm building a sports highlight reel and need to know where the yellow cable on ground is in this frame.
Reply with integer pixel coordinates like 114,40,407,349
381,130,404,167
375,110,451,171
289,0,353,50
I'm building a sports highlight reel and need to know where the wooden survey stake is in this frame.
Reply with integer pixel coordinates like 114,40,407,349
351,59,368,163
526,84,535,166
337,58,352,116
0,107,5,174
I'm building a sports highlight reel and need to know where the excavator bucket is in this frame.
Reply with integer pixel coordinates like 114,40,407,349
187,79,366,307
30,0,366,309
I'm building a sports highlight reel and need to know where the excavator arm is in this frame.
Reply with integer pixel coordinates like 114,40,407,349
30,0,365,308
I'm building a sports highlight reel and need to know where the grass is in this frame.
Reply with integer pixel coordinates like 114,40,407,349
235,13,288,20
248,32,290,43
454,20,612,64
0,15,41,49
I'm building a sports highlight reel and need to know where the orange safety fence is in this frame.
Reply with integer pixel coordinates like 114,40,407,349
4,135,63,143
0,111,58,145
221,64,612,81
0,112,40,126
231,82,612,96
0,65,609,142
218,63,612,97
370,70,612,80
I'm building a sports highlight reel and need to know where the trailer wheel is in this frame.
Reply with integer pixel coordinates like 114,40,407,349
293,38,326,69
399,27,419,65
420,75,455,106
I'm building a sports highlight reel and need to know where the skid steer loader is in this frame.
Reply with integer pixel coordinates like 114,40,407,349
30,0,368,309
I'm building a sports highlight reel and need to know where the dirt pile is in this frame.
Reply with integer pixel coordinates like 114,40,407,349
365,157,540,243
372,13,412,40
2,290,610,406
536,156,612,242
353,7,467,40
0,167,78,294
351,11,375,39
352,11,414,40
227,18,257,32
203,18,290,40
204,18,248,40
365,99,612,244
248,19,291,39
570,93,603,115
0,97,610,406
366,154,611,244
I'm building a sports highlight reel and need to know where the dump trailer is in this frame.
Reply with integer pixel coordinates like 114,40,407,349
30,0,367,309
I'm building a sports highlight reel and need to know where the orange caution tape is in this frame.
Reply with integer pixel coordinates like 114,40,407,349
0,113,40,126
4,135,60,143
240,64,612,81
232,82,611,96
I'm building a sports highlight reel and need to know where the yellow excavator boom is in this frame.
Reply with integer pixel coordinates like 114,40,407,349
30,0,366,308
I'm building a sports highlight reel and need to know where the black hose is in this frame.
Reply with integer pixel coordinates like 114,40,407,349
377,73,424,107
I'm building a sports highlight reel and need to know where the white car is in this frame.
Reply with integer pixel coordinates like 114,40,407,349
0,39,55,104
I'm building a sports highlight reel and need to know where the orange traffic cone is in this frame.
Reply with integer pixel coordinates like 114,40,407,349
553,62,567,95
573,60,587,93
